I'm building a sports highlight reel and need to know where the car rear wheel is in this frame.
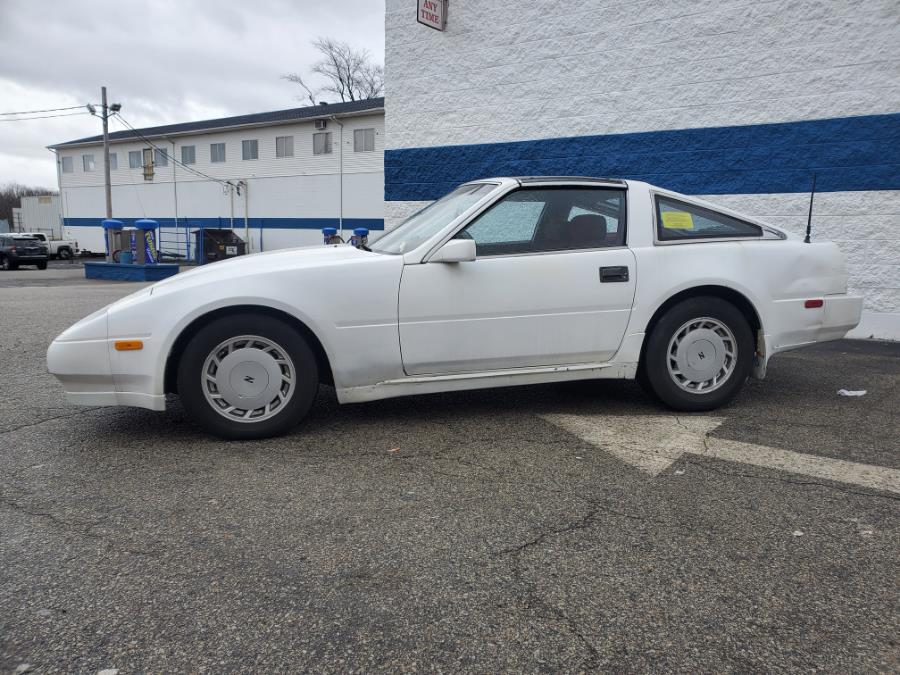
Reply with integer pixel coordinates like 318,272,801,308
36,261,47,270
1,257,17,271
177,314,319,439
642,296,753,411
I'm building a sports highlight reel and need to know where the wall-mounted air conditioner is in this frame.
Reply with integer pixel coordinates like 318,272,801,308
314,119,327,130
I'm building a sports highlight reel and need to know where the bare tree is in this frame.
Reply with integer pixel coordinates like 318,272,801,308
282,37,384,104
0,182,56,230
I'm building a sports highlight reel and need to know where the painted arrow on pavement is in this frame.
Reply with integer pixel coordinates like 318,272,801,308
541,414,900,495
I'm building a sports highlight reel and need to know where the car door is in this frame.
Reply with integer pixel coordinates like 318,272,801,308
398,186,636,375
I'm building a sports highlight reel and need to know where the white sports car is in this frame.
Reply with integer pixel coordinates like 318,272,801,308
48,177,863,439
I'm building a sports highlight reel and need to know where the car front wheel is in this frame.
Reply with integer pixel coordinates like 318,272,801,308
642,296,753,411
177,314,319,439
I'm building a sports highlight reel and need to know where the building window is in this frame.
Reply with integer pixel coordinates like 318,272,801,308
354,128,375,152
108,153,118,170
313,132,332,155
210,142,226,163
181,145,196,165
83,154,95,171
129,150,141,169
154,149,168,167
275,135,294,158
242,139,258,160
61,156,73,173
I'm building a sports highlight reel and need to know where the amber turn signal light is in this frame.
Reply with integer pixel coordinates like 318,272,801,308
114,340,144,351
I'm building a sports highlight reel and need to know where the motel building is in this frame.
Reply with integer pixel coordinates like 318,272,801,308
50,98,385,256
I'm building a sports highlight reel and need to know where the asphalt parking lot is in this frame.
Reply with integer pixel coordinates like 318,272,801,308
1,267,898,673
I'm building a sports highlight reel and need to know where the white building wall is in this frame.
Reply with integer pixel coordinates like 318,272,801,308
384,0,900,339
57,112,385,253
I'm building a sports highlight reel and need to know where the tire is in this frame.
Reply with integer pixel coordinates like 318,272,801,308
1,257,18,271
0,256,7,271
36,261,47,270
642,296,753,411
176,313,319,439
57,247,72,260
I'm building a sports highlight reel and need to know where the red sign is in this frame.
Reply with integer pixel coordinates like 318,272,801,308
417,0,446,31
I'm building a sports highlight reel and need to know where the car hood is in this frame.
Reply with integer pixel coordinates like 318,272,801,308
149,244,377,296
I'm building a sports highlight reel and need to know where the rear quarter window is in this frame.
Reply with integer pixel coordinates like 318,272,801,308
656,196,762,242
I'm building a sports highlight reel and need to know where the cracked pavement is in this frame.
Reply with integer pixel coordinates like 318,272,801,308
1,268,899,673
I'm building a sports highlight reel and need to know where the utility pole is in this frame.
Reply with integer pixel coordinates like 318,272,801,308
330,116,344,239
101,86,112,219
89,87,120,218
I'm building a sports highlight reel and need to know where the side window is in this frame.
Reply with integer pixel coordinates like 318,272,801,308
458,187,627,256
656,196,762,241
464,196,545,252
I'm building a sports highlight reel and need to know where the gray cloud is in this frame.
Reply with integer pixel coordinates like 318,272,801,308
0,0,385,186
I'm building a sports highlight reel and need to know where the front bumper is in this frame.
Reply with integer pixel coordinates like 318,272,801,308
47,337,166,411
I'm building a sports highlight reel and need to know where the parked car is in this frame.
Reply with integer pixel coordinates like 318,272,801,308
48,177,862,439
1,234,49,270
22,232,80,259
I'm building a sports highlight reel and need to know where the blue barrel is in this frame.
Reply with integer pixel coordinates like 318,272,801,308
322,227,338,245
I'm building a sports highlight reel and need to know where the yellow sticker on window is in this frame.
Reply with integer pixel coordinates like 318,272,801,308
661,211,694,230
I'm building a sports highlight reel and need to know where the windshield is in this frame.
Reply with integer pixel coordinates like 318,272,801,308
372,183,497,254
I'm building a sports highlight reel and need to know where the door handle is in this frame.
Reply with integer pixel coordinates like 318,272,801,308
599,266,629,283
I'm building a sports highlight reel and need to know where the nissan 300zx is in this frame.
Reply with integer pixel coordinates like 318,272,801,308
47,177,863,439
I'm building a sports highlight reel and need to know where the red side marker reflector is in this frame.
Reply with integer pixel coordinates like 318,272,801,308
804,299,824,309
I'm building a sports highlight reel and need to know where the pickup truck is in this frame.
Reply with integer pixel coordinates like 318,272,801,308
22,232,80,259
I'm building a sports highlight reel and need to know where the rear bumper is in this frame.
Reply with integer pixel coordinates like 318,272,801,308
768,294,864,353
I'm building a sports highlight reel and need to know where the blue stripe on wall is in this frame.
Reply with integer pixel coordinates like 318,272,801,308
385,113,900,202
63,217,385,231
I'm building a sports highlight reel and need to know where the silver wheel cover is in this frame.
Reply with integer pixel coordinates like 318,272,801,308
201,335,295,423
666,317,737,394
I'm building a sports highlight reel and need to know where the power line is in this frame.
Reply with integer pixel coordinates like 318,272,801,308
0,111,92,122
111,113,235,188
0,105,87,116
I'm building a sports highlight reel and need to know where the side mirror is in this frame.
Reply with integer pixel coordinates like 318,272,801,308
430,238,476,263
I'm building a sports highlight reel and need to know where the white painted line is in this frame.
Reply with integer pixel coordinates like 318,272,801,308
541,414,900,495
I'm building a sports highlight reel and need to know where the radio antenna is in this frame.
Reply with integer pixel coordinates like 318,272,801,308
804,172,816,243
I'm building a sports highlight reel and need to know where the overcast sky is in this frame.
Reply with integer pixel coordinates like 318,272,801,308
0,0,385,188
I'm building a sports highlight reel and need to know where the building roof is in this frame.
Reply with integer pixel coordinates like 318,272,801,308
50,97,384,148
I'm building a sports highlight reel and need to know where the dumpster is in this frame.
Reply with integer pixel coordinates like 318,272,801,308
193,228,247,264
